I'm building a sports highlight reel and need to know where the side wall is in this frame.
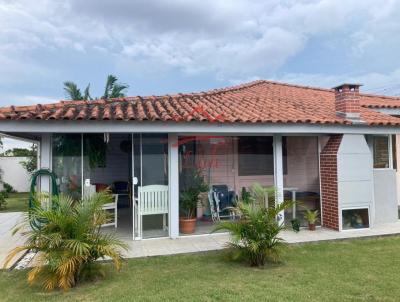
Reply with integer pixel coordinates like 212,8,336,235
374,169,398,224
0,157,31,192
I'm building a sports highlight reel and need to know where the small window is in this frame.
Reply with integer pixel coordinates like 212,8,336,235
342,208,369,230
373,135,390,169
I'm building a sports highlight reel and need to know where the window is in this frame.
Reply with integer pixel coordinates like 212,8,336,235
238,137,273,176
373,135,390,169
342,208,369,230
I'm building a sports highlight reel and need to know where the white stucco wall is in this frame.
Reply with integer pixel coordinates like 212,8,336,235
337,134,374,228
374,169,398,224
0,156,31,192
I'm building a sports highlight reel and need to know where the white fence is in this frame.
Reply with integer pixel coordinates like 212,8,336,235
0,157,31,192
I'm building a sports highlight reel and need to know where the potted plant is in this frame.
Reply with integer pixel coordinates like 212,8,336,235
304,209,319,231
179,169,208,234
290,218,300,233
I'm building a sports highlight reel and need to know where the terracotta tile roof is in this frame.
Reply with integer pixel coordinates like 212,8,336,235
1,80,400,125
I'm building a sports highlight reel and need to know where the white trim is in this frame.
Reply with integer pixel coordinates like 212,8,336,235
168,134,179,239
81,134,84,198
317,135,323,226
39,133,52,193
132,133,136,241
2,120,400,135
372,134,393,170
273,135,284,225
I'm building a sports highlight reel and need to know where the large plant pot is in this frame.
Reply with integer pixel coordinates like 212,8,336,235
179,217,197,234
308,223,316,231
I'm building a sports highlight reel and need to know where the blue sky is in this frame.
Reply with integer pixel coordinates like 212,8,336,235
1,0,400,107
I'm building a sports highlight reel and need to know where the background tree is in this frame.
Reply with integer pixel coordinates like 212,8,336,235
20,144,38,175
63,75,128,100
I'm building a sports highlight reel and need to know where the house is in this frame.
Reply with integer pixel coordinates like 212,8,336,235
0,80,399,239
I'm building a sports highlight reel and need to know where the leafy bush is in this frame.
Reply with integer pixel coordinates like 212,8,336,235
0,191,7,209
19,144,38,175
3,182,16,193
4,192,128,291
214,184,292,267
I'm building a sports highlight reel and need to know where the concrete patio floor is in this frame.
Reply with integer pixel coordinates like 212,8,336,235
3,211,400,268
121,222,400,259
0,212,26,269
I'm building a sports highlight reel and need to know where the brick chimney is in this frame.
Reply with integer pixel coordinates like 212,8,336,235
333,83,362,122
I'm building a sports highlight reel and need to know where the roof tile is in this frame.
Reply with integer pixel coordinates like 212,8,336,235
1,80,400,125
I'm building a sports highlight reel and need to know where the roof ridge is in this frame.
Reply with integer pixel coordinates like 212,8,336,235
260,80,333,92
360,92,400,100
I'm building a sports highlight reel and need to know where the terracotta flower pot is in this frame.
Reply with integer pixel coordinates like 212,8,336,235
179,217,197,234
308,223,316,231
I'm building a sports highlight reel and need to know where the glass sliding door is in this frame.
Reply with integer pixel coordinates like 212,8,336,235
52,134,82,200
133,133,169,239
283,136,321,227
178,136,275,236
82,133,132,238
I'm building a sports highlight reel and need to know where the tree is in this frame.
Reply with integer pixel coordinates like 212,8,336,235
19,144,38,175
63,75,128,100
3,147,32,157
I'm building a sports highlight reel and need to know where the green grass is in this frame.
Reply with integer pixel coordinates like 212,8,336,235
0,192,29,212
1,237,400,301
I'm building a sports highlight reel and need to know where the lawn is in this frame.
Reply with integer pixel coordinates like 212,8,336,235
0,192,29,212
1,237,400,302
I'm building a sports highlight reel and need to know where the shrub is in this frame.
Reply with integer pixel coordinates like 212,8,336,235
214,184,293,267
4,192,128,291
3,182,16,193
0,191,7,209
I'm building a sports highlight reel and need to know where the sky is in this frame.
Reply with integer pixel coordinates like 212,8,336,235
1,0,400,107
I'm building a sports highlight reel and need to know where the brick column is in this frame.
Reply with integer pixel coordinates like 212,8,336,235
320,135,343,230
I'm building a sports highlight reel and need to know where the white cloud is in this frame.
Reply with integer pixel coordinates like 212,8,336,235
1,0,400,103
275,68,400,96
0,93,59,107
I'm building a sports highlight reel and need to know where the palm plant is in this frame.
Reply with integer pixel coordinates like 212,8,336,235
102,75,129,99
304,209,319,231
304,209,319,224
4,192,128,291
63,81,91,100
63,74,128,100
214,184,293,267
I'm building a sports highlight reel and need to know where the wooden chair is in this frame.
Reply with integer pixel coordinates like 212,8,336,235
136,185,169,239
